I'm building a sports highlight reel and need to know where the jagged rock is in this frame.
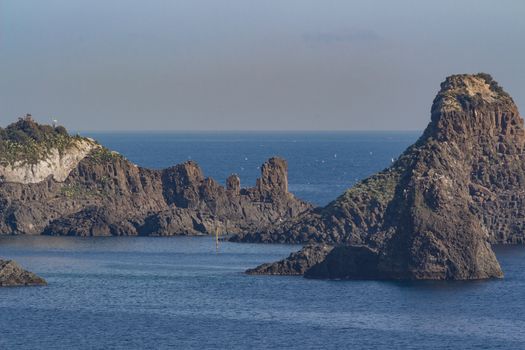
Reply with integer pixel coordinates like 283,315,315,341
256,157,289,200
242,73,522,280
226,174,241,194
0,259,47,286
0,119,311,236
246,244,333,275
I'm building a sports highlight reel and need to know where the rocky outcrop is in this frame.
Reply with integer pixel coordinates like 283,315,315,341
0,259,47,286
243,73,523,280
246,244,333,275
0,118,310,236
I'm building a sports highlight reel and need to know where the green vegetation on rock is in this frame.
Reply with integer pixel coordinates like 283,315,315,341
60,183,108,199
0,116,86,167
87,146,122,164
325,166,403,214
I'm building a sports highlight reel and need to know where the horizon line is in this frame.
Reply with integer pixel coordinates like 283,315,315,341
75,129,423,134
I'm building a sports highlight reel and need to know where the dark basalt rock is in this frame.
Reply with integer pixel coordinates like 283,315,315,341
0,120,311,236
304,246,380,280
246,244,333,275
0,259,47,286
243,73,523,280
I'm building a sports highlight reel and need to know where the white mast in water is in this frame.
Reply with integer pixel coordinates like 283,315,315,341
215,227,220,252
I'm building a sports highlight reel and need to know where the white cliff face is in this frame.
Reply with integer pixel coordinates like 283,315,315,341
0,139,99,184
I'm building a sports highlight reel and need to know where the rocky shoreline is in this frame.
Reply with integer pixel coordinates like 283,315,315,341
0,117,310,237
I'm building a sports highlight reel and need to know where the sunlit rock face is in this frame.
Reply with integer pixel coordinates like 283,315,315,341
0,138,98,184
243,73,525,280
0,116,100,184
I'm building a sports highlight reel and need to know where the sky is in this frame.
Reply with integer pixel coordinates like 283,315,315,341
0,0,524,131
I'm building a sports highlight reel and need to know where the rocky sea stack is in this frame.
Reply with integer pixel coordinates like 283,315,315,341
0,259,46,287
0,117,310,236
242,73,525,280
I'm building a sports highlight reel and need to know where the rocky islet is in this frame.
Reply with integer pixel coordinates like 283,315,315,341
0,259,46,287
243,73,525,280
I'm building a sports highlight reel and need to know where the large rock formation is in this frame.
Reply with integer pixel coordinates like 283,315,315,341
0,259,47,286
242,73,525,280
0,117,310,236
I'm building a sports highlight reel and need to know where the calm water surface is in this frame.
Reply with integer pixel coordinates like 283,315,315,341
1,132,524,349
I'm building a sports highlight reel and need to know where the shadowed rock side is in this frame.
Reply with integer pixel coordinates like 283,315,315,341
0,259,47,286
246,244,333,275
0,119,310,236
242,73,524,280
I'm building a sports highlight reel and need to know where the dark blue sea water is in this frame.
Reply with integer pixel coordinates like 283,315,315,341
2,132,525,350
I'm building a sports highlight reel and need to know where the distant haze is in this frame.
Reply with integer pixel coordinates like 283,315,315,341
1,0,524,131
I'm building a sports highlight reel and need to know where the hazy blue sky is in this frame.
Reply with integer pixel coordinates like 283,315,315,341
1,0,524,131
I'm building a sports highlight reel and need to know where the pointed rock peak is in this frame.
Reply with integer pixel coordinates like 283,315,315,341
258,157,289,196
226,174,241,193
431,73,514,115
174,161,204,183
421,73,523,142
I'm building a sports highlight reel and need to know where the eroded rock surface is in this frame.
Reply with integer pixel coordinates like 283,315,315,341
0,119,310,236
243,73,523,280
0,259,47,286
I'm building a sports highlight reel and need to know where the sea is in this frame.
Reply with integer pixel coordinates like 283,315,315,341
1,131,525,350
